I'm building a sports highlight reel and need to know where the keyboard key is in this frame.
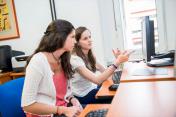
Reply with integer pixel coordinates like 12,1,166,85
85,108,108,117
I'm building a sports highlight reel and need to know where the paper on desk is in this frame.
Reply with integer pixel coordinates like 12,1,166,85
130,67,168,76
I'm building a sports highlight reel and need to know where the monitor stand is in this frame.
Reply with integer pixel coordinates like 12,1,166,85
147,58,174,67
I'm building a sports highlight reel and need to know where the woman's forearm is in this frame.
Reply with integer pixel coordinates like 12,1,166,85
78,64,117,85
96,62,106,72
23,102,57,115
96,64,117,84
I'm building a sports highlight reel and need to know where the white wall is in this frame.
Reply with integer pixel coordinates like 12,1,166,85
163,0,176,50
155,0,176,52
0,0,175,64
0,0,106,65
54,0,106,65
98,0,124,65
98,0,116,64
0,0,51,55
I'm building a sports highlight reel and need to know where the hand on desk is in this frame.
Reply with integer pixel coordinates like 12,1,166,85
70,97,83,111
57,97,82,117
60,106,81,117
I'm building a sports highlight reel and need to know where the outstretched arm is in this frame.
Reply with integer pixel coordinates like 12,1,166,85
75,50,130,85
96,62,106,72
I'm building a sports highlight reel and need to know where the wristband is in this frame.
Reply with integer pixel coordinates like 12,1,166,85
111,64,118,69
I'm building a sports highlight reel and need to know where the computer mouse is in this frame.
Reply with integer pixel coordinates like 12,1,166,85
109,84,119,91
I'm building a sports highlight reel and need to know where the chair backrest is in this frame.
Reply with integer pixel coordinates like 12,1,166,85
0,77,26,117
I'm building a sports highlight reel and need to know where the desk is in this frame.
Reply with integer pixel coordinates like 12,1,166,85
95,78,116,99
0,72,11,84
79,104,110,117
96,62,175,99
121,62,175,82
0,72,25,84
107,81,176,117
10,72,25,79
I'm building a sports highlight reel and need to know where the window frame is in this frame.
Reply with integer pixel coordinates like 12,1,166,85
113,0,167,59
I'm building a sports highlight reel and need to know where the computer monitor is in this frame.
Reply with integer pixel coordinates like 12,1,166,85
174,43,176,77
142,16,155,62
0,45,13,72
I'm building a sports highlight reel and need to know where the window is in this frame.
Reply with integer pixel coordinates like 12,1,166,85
121,0,159,58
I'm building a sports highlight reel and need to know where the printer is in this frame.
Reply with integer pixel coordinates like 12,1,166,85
147,50,175,67
11,55,29,72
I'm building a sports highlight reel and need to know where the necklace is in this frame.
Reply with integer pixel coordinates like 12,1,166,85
51,53,61,73
51,52,60,63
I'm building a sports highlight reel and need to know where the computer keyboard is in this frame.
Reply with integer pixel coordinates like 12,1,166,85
85,108,108,117
112,70,122,84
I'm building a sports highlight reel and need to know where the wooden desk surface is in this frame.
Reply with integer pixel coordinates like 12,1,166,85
120,62,175,82
79,104,110,117
0,72,11,84
0,72,25,84
95,78,116,99
96,62,175,99
10,72,25,77
0,72,10,78
107,81,176,117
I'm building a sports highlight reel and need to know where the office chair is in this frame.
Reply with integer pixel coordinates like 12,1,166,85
0,77,26,117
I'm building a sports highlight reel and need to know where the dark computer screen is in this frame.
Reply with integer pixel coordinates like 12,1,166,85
142,16,155,62
175,49,176,66
174,43,176,77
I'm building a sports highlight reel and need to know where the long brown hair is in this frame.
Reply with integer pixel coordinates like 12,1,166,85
26,19,74,79
73,27,96,72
